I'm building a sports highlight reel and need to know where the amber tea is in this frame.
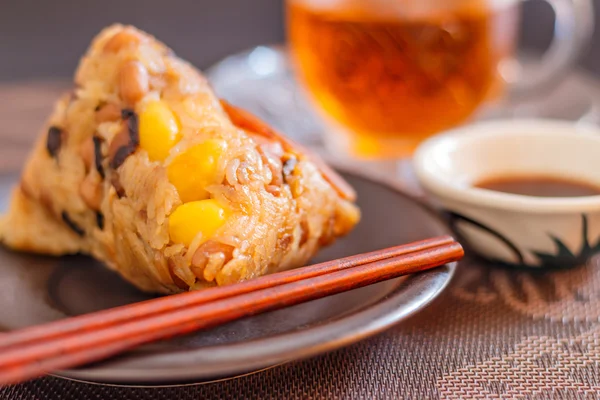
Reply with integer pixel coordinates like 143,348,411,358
287,0,519,157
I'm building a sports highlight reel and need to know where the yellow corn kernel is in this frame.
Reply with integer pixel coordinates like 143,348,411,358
167,139,227,202
139,100,181,161
169,200,228,247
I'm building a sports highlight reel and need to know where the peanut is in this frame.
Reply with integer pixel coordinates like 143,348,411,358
79,138,94,171
265,185,282,197
95,103,121,124
108,122,136,170
168,259,189,290
191,240,234,278
299,217,310,247
119,61,149,105
103,30,141,53
79,173,103,210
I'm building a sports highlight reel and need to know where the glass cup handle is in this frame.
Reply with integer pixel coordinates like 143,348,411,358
507,0,595,99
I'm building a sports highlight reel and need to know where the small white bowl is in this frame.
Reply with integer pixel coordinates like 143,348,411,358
413,119,600,268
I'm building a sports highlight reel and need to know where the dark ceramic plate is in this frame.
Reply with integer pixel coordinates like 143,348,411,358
0,170,456,386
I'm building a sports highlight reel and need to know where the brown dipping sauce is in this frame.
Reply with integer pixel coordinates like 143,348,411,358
475,175,600,197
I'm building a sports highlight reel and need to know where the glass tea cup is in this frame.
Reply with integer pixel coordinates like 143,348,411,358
287,0,594,159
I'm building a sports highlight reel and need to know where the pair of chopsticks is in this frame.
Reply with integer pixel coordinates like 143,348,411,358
0,236,463,385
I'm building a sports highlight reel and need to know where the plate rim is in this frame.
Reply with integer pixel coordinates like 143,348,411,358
48,165,457,385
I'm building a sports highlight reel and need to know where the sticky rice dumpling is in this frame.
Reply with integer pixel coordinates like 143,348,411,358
0,25,360,294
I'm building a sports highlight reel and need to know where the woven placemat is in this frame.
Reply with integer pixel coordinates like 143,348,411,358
3,258,600,399
1,82,600,399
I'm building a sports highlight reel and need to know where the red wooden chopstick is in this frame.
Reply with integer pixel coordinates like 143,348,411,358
0,237,463,385
0,235,455,350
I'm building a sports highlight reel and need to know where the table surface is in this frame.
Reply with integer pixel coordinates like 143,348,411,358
2,78,600,400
